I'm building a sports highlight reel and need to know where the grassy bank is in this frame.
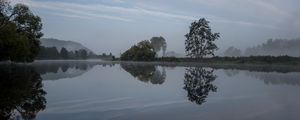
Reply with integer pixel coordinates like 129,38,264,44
153,56,300,65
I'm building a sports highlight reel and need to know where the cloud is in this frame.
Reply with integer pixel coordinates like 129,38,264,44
189,0,289,17
112,0,125,3
13,0,132,22
24,0,196,21
246,0,290,17
49,12,93,20
12,0,278,29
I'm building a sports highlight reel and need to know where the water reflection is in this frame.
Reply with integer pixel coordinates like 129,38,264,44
184,67,217,105
31,61,115,80
245,71,300,86
120,63,166,84
223,69,240,77
0,64,46,120
214,65,300,73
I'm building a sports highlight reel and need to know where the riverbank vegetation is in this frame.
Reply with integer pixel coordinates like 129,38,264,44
155,55,300,65
36,46,115,60
0,0,43,62
120,40,156,61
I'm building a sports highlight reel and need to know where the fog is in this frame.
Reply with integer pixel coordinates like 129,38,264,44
13,0,300,56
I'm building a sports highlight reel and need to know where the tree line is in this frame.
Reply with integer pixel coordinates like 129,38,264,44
224,38,300,57
36,46,115,60
244,38,300,57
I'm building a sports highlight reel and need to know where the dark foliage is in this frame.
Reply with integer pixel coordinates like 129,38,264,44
156,56,300,65
155,57,180,62
36,46,104,60
121,40,156,61
0,64,46,120
184,67,217,105
120,63,166,84
185,18,220,58
0,1,43,62
60,47,69,59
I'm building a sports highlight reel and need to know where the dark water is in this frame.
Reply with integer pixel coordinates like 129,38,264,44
1,61,300,120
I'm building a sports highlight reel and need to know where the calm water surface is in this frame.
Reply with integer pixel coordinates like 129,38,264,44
1,61,300,120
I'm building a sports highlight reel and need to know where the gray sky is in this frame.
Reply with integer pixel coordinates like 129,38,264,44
13,0,300,55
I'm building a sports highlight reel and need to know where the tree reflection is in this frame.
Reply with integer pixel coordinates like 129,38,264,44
31,62,116,81
0,64,46,120
121,63,166,84
184,67,217,105
245,71,300,86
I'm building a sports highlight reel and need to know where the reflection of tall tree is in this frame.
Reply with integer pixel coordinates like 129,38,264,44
151,68,166,84
0,65,46,120
184,67,217,105
121,63,166,84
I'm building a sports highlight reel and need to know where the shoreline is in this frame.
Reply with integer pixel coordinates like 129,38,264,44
1,59,300,73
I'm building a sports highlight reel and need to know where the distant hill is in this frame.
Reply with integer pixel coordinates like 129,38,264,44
40,38,94,54
245,38,300,57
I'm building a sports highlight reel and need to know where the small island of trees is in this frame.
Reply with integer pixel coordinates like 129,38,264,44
120,36,167,61
121,18,220,61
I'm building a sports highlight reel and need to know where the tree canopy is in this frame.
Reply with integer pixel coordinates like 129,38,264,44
121,40,156,61
150,36,167,57
185,18,220,58
36,46,95,60
60,47,69,59
0,0,43,62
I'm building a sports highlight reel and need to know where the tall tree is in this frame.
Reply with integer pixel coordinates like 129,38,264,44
60,47,69,59
0,1,43,62
46,47,60,59
79,49,87,59
150,36,167,57
185,18,220,58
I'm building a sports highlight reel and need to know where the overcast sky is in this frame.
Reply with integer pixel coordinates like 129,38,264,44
13,0,300,55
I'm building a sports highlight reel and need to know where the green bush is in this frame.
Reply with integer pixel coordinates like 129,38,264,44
121,40,156,61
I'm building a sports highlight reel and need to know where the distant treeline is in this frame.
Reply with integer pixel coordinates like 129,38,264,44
224,38,300,57
245,38,300,56
36,46,115,60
